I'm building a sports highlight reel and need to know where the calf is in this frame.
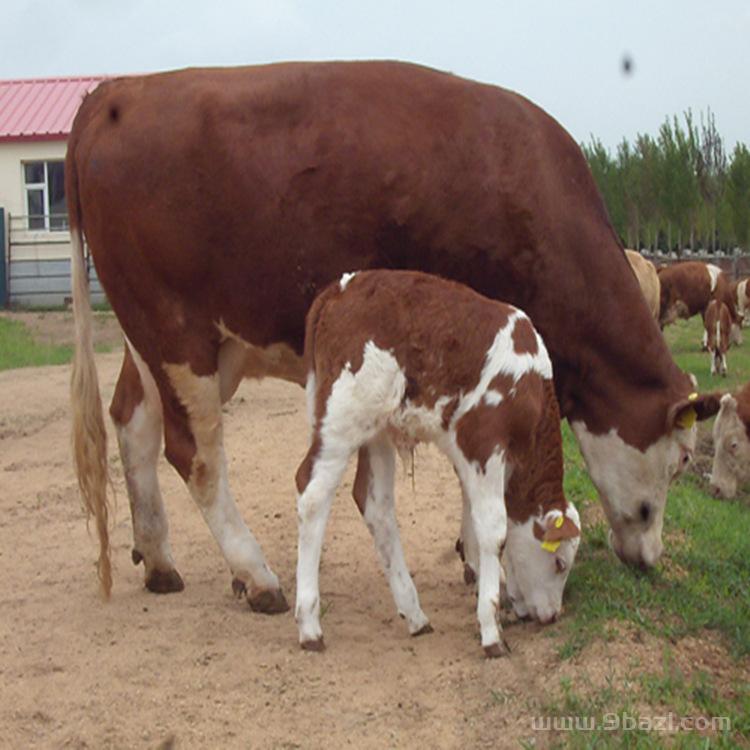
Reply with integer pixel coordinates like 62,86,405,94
710,384,750,498
294,270,581,658
705,299,731,376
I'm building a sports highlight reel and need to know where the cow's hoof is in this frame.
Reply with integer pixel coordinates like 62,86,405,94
145,568,185,594
463,563,477,585
248,587,290,614
300,637,325,652
131,548,144,565
412,623,434,637
483,639,511,659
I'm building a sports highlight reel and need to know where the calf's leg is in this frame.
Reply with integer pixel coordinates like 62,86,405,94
295,441,351,650
457,482,480,585
457,455,509,658
110,346,183,593
352,435,431,636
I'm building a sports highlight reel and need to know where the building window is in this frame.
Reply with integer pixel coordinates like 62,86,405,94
24,160,67,231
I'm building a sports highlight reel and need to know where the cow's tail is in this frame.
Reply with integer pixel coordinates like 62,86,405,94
68,149,113,598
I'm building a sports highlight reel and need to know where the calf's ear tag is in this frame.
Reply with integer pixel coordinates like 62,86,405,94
541,515,564,553
688,392,698,402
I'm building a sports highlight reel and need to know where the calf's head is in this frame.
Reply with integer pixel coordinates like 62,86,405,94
571,391,720,568
503,503,581,625
710,393,750,498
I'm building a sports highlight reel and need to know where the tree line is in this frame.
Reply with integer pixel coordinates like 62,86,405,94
582,110,750,254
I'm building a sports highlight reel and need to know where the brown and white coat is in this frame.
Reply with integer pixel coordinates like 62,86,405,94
705,299,731,377
67,61,717,610
294,270,581,657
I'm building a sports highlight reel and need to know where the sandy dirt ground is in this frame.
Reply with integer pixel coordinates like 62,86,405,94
0,314,746,749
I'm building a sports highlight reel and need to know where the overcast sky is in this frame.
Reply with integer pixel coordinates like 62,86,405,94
1,0,748,152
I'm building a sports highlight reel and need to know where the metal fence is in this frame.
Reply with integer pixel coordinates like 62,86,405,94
641,251,750,281
4,212,106,308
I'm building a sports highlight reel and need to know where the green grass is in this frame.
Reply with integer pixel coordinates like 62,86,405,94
0,312,115,371
0,317,73,370
551,315,750,746
534,660,749,749
662,316,750,393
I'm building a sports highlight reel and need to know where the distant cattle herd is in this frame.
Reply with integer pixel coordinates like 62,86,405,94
625,252,750,501
66,61,744,657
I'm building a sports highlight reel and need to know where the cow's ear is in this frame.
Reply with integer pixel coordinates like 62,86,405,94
719,393,738,415
668,392,721,430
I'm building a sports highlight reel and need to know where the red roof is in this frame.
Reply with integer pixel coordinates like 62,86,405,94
0,76,108,142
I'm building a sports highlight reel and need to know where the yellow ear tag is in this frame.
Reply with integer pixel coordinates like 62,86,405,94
541,515,565,552
688,392,698,402
676,407,697,430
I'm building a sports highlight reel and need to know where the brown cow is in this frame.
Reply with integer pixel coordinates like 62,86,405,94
658,261,741,346
658,261,722,327
709,384,750,498
294,270,581,656
625,250,660,320
67,61,717,607
704,299,731,376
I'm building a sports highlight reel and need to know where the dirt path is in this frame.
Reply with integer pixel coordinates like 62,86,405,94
0,323,745,748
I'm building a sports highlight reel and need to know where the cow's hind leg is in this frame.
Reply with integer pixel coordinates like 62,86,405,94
352,435,431,636
110,347,183,593
158,354,287,613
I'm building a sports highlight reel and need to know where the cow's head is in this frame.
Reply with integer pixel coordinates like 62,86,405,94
710,393,750,498
571,391,720,568
502,503,581,624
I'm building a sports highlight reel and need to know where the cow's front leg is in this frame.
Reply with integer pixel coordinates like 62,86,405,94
352,435,431,636
160,360,288,613
111,346,183,593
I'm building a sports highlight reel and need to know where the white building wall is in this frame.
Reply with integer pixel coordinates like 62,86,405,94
0,138,105,306
0,139,71,262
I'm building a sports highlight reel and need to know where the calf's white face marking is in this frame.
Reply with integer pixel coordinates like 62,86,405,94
571,421,695,567
503,504,581,624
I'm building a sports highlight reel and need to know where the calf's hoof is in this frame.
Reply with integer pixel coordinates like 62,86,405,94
248,587,290,615
300,637,326,652
145,568,185,594
463,563,477,585
483,638,511,659
455,538,465,561
412,623,434,637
